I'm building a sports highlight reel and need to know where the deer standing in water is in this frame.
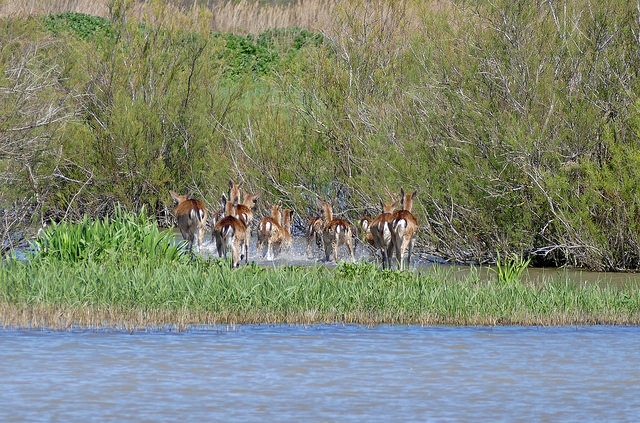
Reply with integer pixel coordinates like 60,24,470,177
390,188,418,270
358,215,375,254
319,199,354,262
169,190,208,253
369,197,401,269
305,217,324,258
257,202,294,260
212,194,248,268
228,180,260,239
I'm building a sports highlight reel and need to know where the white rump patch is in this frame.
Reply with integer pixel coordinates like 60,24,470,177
394,219,407,231
222,226,235,238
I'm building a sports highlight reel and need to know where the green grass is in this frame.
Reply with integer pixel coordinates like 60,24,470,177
30,206,189,265
1,212,640,330
492,252,532,285
1,257,639,330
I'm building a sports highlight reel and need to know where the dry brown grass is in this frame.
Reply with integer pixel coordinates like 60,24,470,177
0,0,338,33
0,0,440,36
2,302,638,331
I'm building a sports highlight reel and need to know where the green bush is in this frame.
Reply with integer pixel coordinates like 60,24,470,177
42,12,112,39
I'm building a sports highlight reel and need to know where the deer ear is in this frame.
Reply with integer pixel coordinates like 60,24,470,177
228,180,233,189
170,190,179,201
412,190,418,199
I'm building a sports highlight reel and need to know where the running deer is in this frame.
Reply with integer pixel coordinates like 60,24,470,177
257,202,282,259
305,215,324,258
358,215,375,253
390,188,418,270
169,190,208,253
369,198,401,269
212,194,248,268
319,199,355,262
228,180,260,229
257,203,294,260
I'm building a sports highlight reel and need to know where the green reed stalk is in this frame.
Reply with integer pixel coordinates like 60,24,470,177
492,252,531,285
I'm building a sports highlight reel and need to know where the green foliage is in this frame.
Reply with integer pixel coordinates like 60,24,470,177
31,207,188,265
1,258,639,326
492,252,531,286
42,12,112,39
3,1,640,270
215,27,325,79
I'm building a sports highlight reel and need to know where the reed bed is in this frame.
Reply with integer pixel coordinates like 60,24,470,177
0,0,341,34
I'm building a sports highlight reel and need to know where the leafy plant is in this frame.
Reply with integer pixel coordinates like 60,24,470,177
31,207,188,265
42,12,113,39
492,252,531,285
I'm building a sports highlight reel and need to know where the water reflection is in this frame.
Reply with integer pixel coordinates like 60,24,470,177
1,325,639,422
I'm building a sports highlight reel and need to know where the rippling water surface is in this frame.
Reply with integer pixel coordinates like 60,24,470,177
1,325,639,422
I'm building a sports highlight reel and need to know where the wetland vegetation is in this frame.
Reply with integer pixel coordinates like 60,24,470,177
2,0,640,271
2,210,640,329
2,1,640,328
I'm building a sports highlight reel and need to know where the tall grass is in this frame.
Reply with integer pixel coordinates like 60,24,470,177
31,206,189,265
1,257,639,329
4,210,636,330
0,0,343,34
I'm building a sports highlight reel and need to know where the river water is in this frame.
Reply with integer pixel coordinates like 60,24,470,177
1,324,639,422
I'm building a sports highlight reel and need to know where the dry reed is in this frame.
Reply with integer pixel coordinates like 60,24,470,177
0,0,338,33
0,0,434,36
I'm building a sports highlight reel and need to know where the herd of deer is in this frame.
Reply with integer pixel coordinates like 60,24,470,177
170,180,419,270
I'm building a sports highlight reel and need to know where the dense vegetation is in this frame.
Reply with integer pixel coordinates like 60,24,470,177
2,1,640,271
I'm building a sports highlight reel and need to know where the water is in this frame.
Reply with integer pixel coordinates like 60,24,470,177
1,325,639,422
201,234,640,288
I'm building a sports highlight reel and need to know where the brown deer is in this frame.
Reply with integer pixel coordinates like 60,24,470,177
319,199,354,262
257,202,282,259
369,198,401,269
358,215,375,253
305,215,324,257
228,180,260,229
169,190,208,253
257,203,294,260
390,188,418,270
212,194,248,268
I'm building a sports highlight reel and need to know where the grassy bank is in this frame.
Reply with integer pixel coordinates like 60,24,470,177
2,259,640,330
2,210,640,330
